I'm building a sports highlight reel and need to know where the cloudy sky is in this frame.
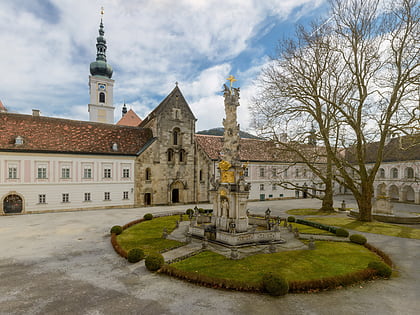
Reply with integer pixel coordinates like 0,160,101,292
0,0,328,131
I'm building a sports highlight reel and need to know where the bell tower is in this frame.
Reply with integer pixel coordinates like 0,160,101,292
88,8,115,124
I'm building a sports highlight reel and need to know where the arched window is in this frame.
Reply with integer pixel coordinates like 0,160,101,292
99,92,105,103
199,169,203,182
391,168,398,179
179,149,186,162
379,168,385,178
172,128,180,145
167,149,174,162
145,168,151,181
405,167,414,179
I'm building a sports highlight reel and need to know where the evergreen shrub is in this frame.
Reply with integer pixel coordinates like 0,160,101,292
350,234,367,245
287,216,295,222
127,248,145,263
145,252,165,271
110,225,123,235
143,213,153,220
335,228,349,237
186,209,194,216
368,261,392,278
262,273,289,296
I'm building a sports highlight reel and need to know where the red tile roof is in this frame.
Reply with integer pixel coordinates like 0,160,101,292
116,109,142,126
0,113,153,155
195,134,297,162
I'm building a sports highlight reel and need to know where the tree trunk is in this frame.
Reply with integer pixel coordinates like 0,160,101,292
320,181,334,212
356,183,373,222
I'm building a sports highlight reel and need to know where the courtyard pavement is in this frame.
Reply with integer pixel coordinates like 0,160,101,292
0,197,419,315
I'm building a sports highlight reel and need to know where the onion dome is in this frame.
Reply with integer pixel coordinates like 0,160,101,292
90,19,113,78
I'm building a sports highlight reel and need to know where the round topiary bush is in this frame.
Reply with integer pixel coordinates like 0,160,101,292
145,252,165,272
287,216,295,222
110,225,123,235
143,213,153,220
262,273,289,296
368,261,392,278
350,234,367,245
198,208,205,214
335,228,349,237
127,248,145,263
186,209,194,216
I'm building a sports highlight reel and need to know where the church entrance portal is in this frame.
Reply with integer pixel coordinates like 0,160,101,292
172,189,179,203
144,193,152,206
3,194,23,213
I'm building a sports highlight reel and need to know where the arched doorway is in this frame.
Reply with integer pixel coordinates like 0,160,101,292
376,183,386,197
402,186,415,202
170,181,184,204
389,185,399,200
3,194,23,213
144,193,152,206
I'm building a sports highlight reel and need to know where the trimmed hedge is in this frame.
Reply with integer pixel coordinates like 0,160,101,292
143,213,153,220
262,273,289,296
350,234,367,245
287,216,295,222
186,209,194,216
368,261,392,278
145,252,165,271
335,228,349,237
110,225,123,235
127,248,145,263
295,218,338,233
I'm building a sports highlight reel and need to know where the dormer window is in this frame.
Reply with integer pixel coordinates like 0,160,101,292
15,136,23,145
112,143,118,151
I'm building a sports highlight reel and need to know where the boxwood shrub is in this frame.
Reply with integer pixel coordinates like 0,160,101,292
110,225,123,235
127,248,145,263
185,209,194,216
350,234,367,245
262,273,289,296
335,228,349,237
368,261,392,278
143,213,153,220
145,252,165,272
287,216,295,222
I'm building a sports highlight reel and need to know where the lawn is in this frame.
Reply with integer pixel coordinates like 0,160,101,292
171,241,382,284
116,215,184,254
305,217,420,239
286,208,338,216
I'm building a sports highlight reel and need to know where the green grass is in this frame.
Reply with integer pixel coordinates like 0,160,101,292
172,242,381,284
304,217,420,239
286,208,338,216
292,223,335,235
117,215,184,254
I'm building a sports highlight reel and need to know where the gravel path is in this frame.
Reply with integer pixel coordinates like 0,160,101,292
0,198,419,315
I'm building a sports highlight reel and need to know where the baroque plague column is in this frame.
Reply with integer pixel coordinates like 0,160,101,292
210,76,250,233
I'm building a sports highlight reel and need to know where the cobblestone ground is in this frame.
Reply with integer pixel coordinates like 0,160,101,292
0,197,419,315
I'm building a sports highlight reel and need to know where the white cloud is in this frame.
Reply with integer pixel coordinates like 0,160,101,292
0,0,326,128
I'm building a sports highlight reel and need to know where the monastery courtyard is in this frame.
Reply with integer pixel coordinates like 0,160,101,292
0,197,419,315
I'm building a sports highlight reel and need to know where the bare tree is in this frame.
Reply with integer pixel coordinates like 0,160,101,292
252,0,419,221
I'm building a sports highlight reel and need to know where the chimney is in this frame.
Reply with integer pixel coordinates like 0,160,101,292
32,109,40,117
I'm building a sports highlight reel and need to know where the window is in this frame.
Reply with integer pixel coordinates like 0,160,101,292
84,193,91,202
39,194,46,204
122,168,130,178
62,193,69,203
244,168,249,177
303,169,307,178
145,168,151,181
61,168,70,179
272,168,277,178
8,167,17,179
15,136,23,145
199,170,203,182
168,149,174,162
104,192,110,200
391,168,398,179
99,92,105,103
259,168,265,178
283,169,288,178
173,129,180,145
406,167,414,179
37,167,47,179
260,184,265,191
104,168,112,178
295,169,299,178
379,168,385,178
272,184,277,190
83,167,92,179
179,149,186,162
123,191,129,200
